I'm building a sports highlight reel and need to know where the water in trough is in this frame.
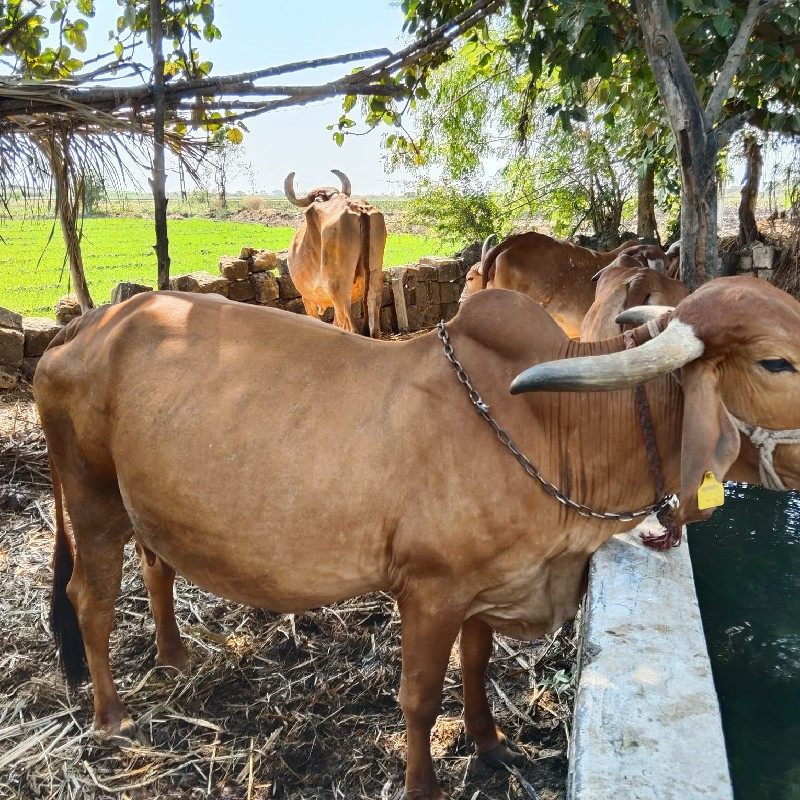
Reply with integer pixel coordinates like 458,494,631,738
689,484,800,800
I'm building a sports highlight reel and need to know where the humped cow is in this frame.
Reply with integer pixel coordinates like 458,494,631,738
580,252,690,341
471,231,671,338
284,169,386,337
35,276,800,800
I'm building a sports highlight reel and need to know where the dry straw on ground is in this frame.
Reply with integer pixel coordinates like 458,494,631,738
0,386,573,800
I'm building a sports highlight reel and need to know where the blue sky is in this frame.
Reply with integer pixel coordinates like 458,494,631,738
88,1,414,195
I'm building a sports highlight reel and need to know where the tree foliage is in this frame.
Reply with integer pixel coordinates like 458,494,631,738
390,31,651,239
384,0,798,285
392,0,800,139
1,0,220,83
406,179,511,242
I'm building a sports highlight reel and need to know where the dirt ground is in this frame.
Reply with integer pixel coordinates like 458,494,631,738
0,384,574,800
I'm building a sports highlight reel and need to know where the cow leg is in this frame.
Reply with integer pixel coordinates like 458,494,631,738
135,542,190,672
301,298,322,319
398,593,463,800
63,488,138,741
460,616,526,768
327,285,358,333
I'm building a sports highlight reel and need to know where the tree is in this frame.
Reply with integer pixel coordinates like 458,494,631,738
385,37,645,242
738,134,763,246
199,125,248,209
386,0,800,288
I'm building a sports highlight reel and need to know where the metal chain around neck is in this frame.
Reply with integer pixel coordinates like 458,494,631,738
436,320,678,523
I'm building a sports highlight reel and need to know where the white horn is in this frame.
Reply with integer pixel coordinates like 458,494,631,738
615,305,675,326
510,320,704,394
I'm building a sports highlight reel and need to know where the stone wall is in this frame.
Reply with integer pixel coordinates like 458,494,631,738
159,247,472,335
0,246,474,387
725,240,780,282
0,309,61,389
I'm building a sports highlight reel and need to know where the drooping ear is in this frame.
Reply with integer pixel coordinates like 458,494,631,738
623,272,654,311
676,360,741,524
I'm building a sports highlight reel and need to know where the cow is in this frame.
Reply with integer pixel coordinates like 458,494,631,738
666,239,681,279
580,253,690,341
458,235,496,303
475,231,671,338
35,276,800,800
284,169,386,338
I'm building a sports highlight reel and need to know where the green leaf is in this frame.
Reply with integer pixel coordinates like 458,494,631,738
712,15,733,37
333,131,344,147
342,94,357,113
203,23,221,41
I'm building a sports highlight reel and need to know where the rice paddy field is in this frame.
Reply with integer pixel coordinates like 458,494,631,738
0,217,453,318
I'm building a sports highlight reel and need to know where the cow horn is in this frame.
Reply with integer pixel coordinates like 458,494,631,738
481,233,497,262
615,305,675,326
331,169,351,196
284,172,312,207
510,319,704,394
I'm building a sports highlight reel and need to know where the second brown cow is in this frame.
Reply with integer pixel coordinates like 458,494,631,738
285,169,386,337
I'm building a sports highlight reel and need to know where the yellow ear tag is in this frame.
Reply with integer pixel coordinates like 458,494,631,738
697,471,725,510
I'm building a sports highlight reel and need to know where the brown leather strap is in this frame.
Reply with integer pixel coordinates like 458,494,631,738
624,330,682,550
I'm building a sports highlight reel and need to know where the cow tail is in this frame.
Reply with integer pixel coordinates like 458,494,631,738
359,211,372,336
49,457,89,688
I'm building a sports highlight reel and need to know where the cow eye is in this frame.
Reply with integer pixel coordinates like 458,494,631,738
759,358,797,374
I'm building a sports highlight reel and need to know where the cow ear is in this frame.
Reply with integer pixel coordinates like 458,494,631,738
676,360,740,524
623,275,652,310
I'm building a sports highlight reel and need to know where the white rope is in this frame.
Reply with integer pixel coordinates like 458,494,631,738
730,415,800,491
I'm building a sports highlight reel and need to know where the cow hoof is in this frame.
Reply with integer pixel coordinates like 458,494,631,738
156,646,190,672
102,718,150,748
479,738,527,769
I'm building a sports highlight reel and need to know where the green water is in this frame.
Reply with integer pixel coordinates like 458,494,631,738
689,484,800,800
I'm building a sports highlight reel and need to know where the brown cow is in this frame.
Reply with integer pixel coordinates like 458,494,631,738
458,235,497,303
475,231,671,337
285,169,386,337
580,253,690,341
35,277,800,799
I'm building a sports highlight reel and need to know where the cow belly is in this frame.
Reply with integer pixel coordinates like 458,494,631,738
300,275,365,307
118,483,390,613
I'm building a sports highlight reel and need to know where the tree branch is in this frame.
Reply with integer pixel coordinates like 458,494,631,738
0,1,504,135
704,0,789,126
715,110,754,148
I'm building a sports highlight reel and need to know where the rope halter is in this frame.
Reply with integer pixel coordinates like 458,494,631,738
729,415,800,491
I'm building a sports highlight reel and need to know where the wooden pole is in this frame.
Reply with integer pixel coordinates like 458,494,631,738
150,0,170,291
38,132,94,312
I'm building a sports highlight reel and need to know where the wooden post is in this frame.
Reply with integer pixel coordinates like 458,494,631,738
150,0,170,291
38,132,94,312
390,267,409,332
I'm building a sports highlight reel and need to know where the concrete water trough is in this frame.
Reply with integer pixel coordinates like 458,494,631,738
567,520,734,799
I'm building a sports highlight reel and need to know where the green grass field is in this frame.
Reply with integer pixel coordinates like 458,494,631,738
0,217,452,318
